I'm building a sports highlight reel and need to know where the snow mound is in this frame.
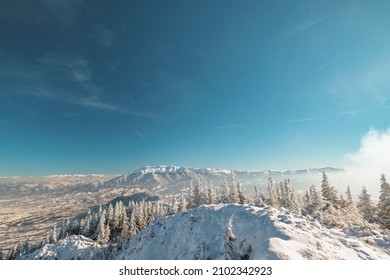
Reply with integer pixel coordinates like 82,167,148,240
116,204,390,260
22,235,104,260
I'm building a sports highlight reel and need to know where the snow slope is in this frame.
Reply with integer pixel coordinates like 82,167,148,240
21,235,104,260
116,204,390,260
103,165,343,195
22,205,390,260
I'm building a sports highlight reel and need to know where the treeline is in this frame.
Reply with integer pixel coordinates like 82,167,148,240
2,172,390,260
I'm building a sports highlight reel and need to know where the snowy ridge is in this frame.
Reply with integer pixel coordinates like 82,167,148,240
23,204,390,260
22,235,104,260
103,165,344,195
117,204,389,260
135,165,233,175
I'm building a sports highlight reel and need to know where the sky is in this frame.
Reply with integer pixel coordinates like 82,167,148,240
1,0,390,176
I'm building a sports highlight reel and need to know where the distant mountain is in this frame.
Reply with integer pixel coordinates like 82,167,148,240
102,165,344,194
0,174,112,196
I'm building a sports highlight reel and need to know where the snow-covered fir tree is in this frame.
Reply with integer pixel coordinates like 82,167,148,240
267,177,278,208
193,178,202,207
357,186,376,223
236,182,246,204
223,216,239,260
178,191,187,212
377,174,390,228
321,172,339,208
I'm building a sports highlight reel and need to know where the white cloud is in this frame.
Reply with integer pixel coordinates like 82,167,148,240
344,128,390,172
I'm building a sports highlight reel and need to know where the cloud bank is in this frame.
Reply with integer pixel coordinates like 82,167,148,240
344,128,390,172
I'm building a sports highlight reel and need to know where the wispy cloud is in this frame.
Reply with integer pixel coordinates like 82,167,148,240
288,14,332,36
325,57,390,109
318,54,346,71
90,24,114,48
134,130,145,138
0,53,160,118
286,117,315,124
0,0,85,26
336,110,362,118
217,123,248,129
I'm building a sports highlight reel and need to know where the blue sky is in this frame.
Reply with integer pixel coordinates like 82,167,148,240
1,0,390,175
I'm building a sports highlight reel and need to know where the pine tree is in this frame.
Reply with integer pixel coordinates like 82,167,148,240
51,224,57,244
20,237,29,256
357,186,376,223
284,178,299,208
193,178,202,207
312,185,325,213
224,216,239,260
107,203,114,227
267,177,278,207
236,182,246,204
346,186,353,207
253,186,264,206
377,174,390,228
169,195,178,214
206,186,218,205
178,191,187,212
321,172,339,208
229,172,238,203
187,182,195,208
96,210,108,245
220,178,230,204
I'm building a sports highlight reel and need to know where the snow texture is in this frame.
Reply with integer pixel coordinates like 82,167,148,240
22,235,104,260
22,205,390,260
116,204,390,260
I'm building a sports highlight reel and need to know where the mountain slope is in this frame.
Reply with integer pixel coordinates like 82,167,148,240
103,165,344,194
116,204,390,260
23,204,390,260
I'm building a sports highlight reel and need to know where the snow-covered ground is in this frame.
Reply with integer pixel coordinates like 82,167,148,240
116,204,390,260
21,235,104,260
24,204,390,260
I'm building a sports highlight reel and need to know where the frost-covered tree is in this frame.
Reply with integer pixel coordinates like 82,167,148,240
321,172,339,208
169,195,178,214
178,192,187,212
107,203,114,226
229,172,239,204
346,186,353,207
223,216,239,260
187,182,195,208
236,182,246,204
267,177,278,207
357,186,376,223
377,174,390,228
252,186,265,206
281,178,299,208
96,210,109,245
206,186,218,205
51,224,57,244
193,178,202,207
311,185,325,214
220,178,230,204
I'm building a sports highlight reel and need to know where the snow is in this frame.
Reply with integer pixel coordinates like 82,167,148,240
116,204,390,260
21,235,104,260
21,205,390,260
